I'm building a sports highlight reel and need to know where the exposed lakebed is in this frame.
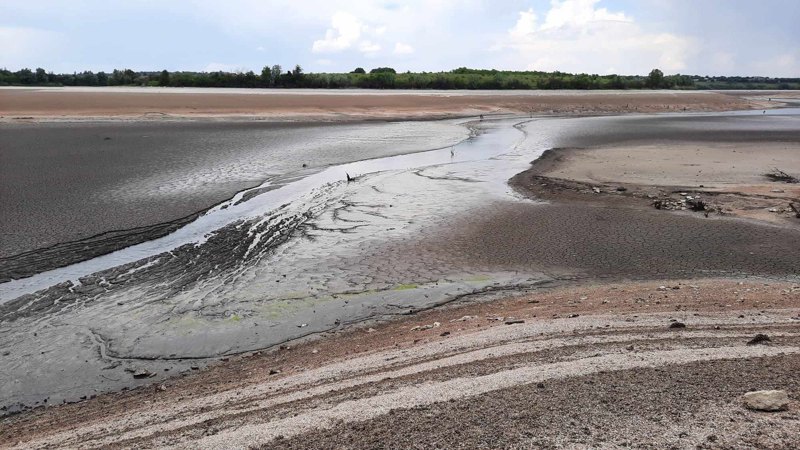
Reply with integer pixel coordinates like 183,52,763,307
1,111,799,414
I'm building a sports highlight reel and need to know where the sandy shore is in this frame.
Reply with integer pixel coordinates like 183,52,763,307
2,278,797,448
0,87,757,121
512,141,800,225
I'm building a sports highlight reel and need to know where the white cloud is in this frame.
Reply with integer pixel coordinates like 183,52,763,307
0,26,65,69
393,42,414,55
539,0,629,30
358,40,381,54
751,52,800,77
312,11,365,53
510,9,537,38
499,0,694,75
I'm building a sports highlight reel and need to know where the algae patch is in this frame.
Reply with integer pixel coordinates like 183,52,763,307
392,283,418,291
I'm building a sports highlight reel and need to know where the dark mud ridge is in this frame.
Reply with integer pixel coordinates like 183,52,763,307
0,212,202,283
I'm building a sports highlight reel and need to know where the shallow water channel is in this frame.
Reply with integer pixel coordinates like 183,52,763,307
1,109,798,413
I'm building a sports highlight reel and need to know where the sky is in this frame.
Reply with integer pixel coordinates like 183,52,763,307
1,0,799,76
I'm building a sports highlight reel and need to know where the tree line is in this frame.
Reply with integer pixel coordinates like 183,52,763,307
2,65,798,90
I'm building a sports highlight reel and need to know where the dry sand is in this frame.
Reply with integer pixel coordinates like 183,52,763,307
1,278,797,449
513,142,800,225
0,87,755,122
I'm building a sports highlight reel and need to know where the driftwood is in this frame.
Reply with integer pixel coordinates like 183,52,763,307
765,168,799,183
790,202,800,218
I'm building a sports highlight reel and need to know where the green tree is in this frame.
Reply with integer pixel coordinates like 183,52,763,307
260,66,271,86
35,68,48,84
351,67,366,74
646,68,664,88
270,64,282,86
370,67,396,74
159,70,170,86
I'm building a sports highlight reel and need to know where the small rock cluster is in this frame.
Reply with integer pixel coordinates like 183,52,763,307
653,192,709,212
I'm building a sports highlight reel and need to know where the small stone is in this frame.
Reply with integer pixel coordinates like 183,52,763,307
747,334,771,345
657,286,668,291
129,368,155,379
505,319,525,325
669,322,686,329
567,314,580,318
269,368,281,375
451,315,476,322
592,187,601,193
440,331,451,337
297,323,308,328
743,390,789,411
411,322,440,331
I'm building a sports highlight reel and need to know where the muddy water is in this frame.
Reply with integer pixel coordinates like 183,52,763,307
1,109,799,413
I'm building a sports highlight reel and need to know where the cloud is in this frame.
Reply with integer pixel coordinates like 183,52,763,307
499,0,694,75
751,52,800,77
358,40,381,54
311,10,413,57
394,42,414,55
312,11,365,53
0,26,65,70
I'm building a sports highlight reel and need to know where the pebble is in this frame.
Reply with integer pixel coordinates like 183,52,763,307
747,334,771,345
450,315,476,322
743,390,789,411
410,322,441,331
669,322,686,329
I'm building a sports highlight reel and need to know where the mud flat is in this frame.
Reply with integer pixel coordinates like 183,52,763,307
0,87,756,121
0,119,469,280
2,109,800,447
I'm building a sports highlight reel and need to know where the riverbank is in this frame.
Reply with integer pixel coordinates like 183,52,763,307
2,277,798,448
0,87,759,122
510,140,800,225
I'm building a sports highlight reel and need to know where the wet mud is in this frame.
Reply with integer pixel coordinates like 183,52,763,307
1,110,799,415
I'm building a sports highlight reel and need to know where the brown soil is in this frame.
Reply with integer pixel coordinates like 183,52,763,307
0,88,754,122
